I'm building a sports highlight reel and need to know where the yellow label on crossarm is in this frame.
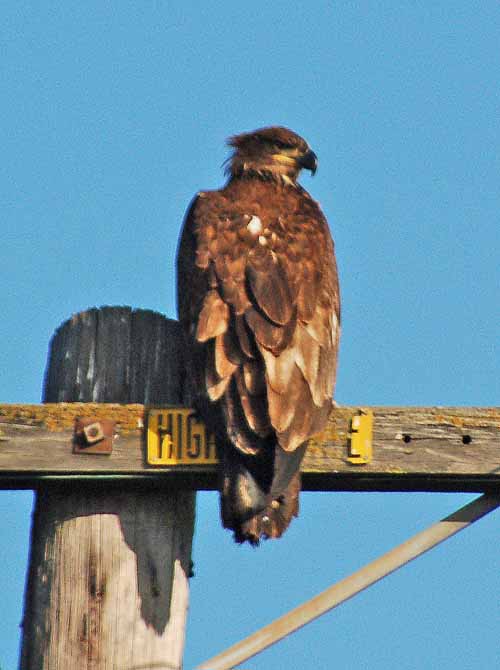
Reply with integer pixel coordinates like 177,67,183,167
347,410,373,465
147,408,218,466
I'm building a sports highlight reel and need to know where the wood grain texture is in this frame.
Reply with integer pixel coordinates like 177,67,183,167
2,403,498,492
19,308,195,670
43,307,184,404
21,488,194,669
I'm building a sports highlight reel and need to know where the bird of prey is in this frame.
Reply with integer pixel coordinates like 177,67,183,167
177,126,340,544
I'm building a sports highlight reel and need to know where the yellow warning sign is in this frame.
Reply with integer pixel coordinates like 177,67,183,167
147,408,218,465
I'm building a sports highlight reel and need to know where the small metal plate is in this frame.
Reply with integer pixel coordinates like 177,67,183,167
347,410,373,465
73,418,115,454
147,408,218,466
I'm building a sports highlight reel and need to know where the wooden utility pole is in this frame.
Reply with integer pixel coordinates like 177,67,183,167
0,306,496,668
19,307,195,669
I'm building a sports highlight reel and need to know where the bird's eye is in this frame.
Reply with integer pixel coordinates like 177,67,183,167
275,140,292,150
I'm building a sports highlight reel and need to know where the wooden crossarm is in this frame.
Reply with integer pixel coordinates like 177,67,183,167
0,403,498,492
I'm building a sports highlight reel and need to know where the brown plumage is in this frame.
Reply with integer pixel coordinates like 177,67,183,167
177,126,340,544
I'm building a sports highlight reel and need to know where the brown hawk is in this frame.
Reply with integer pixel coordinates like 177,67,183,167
177,126,340,544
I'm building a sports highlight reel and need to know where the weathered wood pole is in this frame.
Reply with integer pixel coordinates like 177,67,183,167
20,307,195,669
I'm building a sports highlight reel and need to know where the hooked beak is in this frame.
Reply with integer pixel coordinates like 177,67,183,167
299,149,318,175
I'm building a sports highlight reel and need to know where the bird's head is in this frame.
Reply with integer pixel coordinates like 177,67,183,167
225,126,318,184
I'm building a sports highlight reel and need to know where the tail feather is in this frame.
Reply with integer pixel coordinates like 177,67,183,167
220,441,306,545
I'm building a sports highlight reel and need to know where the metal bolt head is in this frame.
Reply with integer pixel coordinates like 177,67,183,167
83,422,105,444
73,417,115,454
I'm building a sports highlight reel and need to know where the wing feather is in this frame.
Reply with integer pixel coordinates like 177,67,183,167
294,323,321,406
276,378,316,452
265,364,303,434
243,360,266,395
244,307,295,354
234,315,257,359
259,346,296,394
196,290,229,341
235,369,271,437
223,379,263,454
203,340,231,401
215,333,239,379
246,249,294,325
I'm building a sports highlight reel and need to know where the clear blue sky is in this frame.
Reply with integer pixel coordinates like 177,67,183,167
1,2,499,668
